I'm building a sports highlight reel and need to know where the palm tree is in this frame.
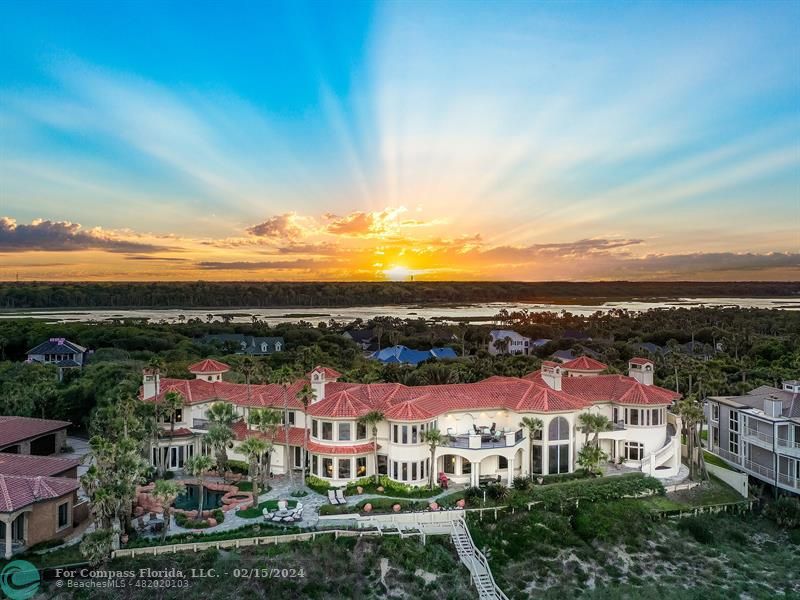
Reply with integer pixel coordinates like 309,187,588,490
205,424,234,474
146,356,165,471
519,416,544,476
238,437,268,499
577,444,608,476
184,454,215,516
248,407,282,478
152,479,185,542
421,428,445,489
358,410,385,484
162,390,185,475
677,397,708,481
271,366,297,485
231,356,258,405
577,413,611,448
295,383,315,487
207,401,237,428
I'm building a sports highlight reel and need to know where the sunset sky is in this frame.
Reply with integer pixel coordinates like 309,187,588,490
1,1,798,282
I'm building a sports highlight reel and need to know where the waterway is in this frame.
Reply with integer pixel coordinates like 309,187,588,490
1,297,797,325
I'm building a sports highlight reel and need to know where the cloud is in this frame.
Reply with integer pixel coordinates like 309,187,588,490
196,259,321,270
0,217,166,253
246,213,306,239
325,207,410,236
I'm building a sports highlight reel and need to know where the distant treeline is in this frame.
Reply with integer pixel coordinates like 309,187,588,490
0,281,798,309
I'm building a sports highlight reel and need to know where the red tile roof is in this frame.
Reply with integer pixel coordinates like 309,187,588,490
541,360,559,368
308,366,342,379
629,357,654,366
188,359,230,373
305,440,377,455
231,421,307,445
159,427,194,438
0,474,79,513
0,417,71,449
384,400,434,421
561,356,607,371
142,363,678,423
0,453,79,478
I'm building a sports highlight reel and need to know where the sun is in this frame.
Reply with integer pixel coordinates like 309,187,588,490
383,265,414,281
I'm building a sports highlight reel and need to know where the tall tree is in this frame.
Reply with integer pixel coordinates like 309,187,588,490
676,397,708,482
295,383,315,487
271,366,298,486
185,454,215,516
421,428,445,489
205,424,234,475
152,479,185,542
161,390,185,475
238,437,268,499
519,416,544,476
248,407,282,479
358,410,385,484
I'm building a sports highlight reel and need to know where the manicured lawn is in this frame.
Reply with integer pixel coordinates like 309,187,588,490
704,450,736,471
236,498,298,519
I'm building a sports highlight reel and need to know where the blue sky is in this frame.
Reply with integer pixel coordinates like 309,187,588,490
0,0,798,281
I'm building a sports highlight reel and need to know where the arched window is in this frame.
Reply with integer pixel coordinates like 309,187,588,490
548,417,569,441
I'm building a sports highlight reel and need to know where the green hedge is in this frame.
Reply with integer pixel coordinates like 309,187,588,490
306,475,332,494
227,460,250,475
345,475,440,498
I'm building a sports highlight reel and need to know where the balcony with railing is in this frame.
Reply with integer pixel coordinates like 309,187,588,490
192,418,211,430
743,458,775,480
714,447,742,466
447,429,524,450
742,426,774,447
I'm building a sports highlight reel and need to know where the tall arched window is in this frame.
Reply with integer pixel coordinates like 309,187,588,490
548,417,569,441
548,417,570,474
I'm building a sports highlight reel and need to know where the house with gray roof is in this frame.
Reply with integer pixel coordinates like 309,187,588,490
26,338,88,375
199,334,284,355
705,380,800,495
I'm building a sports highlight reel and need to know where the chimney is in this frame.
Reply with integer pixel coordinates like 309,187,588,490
629,358,654,386
310,366,339,402
541,361,562,391
764,397,783,418
142,368,160,400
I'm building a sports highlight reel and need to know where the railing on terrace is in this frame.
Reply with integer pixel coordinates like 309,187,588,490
192,418,211,430
447,429,524,450
778,472,800,490
714,448,742,465
743,427,773,445
743,458,776,480
777,437,800,450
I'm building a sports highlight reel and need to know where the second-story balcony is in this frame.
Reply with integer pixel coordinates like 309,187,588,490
446,428,524,450
742,426,774,448
192,418,211,430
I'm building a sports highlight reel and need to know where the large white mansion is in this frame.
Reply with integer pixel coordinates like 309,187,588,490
141,356,682,487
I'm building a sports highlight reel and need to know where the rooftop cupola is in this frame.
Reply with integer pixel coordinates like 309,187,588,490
187,359,230,382
142,368,160,400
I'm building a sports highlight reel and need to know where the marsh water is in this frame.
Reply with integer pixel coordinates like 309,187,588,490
1,297,798,325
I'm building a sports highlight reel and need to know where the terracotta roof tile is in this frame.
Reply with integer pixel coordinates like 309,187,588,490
188,359,230,373
0,474,79,513
0,453,79,478
0,417,71,448
629,357,654,366
562,356,607,371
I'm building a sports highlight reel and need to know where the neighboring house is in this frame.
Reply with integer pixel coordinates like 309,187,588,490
488,330,532,355
140,357,682,488
0,416,70,455
199,334,284,355
342,329,376,351
532,339,551,348
705,380,800,496
635,342,665,355
26,338,89,379
552,348,601,363
369,345,458,366
0,453,86,558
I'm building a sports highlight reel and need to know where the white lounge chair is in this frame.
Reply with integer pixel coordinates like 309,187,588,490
335,489,346,504
277,500,288,511
271,516,282,522
328,490,339,505
262,508,270,518
295,502,303,511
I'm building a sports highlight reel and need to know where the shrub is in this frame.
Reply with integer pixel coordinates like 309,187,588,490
539,470,591,485
572,499,651,542
512,476,532,491
227,460,250,475
486,483,510,502
765,496,800,529
464,486,483,503
530,473,663,511
306,475,332,494
677,516,713,544
291,490,309,498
